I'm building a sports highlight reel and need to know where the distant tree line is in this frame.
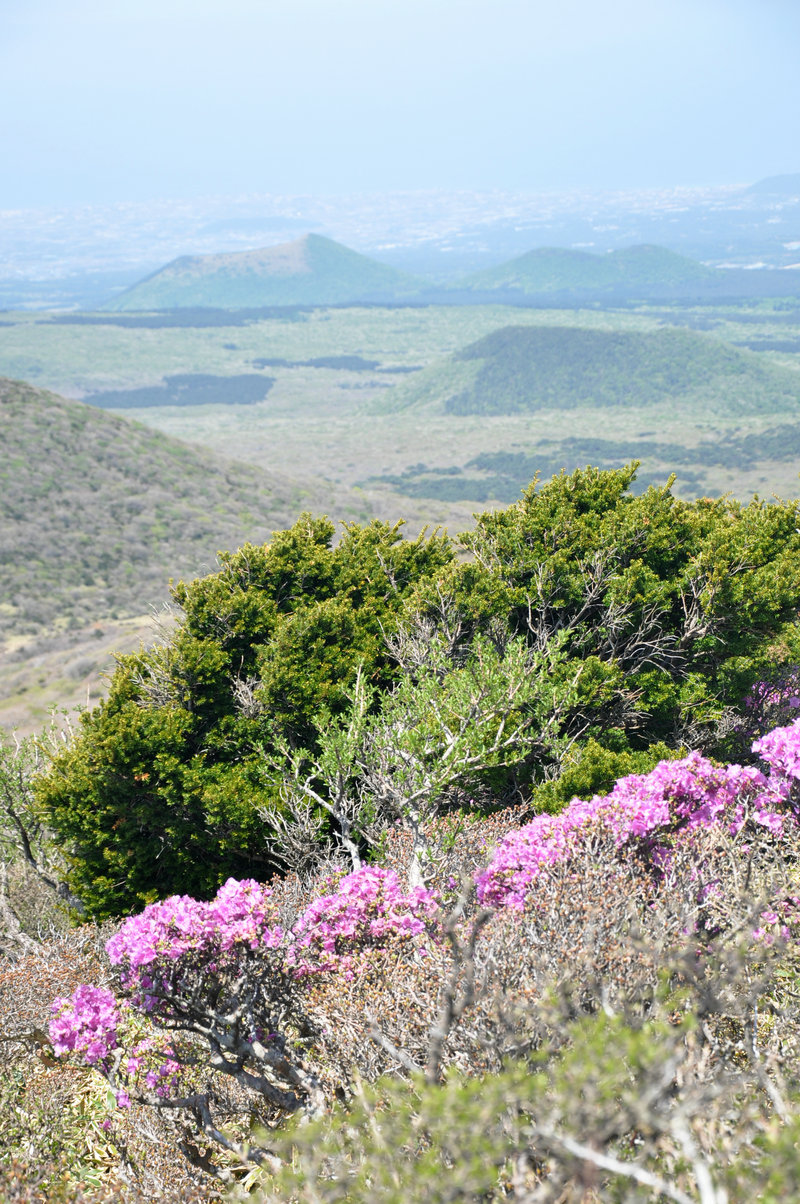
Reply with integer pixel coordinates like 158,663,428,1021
88,373,275,409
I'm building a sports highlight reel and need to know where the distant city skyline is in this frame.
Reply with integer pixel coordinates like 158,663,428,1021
1,0,798,207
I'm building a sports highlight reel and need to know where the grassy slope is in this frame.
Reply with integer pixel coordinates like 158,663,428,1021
0,613,174,736
457,244,717,294
107,234,422,310
0,377,317,644
385,325,800,416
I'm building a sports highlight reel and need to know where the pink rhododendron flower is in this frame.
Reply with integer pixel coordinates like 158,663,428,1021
290,865,440,975
476,749,792,909
105,877,284,1009
753,718,800,789
50,985,121,1069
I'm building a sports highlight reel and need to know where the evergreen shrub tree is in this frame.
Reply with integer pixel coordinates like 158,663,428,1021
36,466,800,918
36,516,453,917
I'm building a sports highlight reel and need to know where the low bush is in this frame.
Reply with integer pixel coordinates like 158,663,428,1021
35,715,800,1198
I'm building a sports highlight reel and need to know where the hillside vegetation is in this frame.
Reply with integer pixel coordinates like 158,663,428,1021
35,465,800,918
0,378,312,642
458,243,717,295
3,302,800,545
107,234,421,310
104,234,795,316
7,466,800,1200
389,324,800,416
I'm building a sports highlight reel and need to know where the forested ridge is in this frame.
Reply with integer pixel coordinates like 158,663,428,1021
447,325,800,414
5,465,800,1200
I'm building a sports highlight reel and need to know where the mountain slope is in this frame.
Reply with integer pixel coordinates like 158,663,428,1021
0,378,313,640
744,174,800,197
383,325,800,416
106,234,421,310
456,244,717,297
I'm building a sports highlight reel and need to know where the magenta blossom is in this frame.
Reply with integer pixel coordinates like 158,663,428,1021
753,718,800,794
476,751,791,910
290,866,440,975
50,985,121,1070
105,877,284,1009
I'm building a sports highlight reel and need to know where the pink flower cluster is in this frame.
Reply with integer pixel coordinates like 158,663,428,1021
50,985,121,1070
290,866,440,975
475,745,793,910
753,896,800,944
50,866,442,1089
105,877,284,1007
746,678,800,713
743,673,800,739
752,718,800,794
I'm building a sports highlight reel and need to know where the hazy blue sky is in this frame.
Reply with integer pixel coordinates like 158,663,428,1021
1,0,798,206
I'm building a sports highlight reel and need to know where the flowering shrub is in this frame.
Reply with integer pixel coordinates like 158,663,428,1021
475,729,800,909
46,718,800,1183
752,896,800,943
47,865,444,1176
50,985,121,1071
742,669,800,739
290,867,439,976
752,716,800,794
104,877,284,1010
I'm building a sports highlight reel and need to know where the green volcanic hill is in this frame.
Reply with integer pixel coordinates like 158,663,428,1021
385,325,800,416
106,234,420,311
0,378,312,640
456,244,717,297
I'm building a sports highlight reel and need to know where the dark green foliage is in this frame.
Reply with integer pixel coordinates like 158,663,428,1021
36,465,800,917
527,736,680,814
414,464,800,757
445,325,800,415
87,373,274,409
36,515,454,917
36,697,272,916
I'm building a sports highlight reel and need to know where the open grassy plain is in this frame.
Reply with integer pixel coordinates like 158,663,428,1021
3,301,799,511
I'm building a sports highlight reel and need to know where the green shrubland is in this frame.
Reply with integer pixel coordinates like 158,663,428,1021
444,325,800,414
0,378,308,641
6,463,800,1201
35,464,800,919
